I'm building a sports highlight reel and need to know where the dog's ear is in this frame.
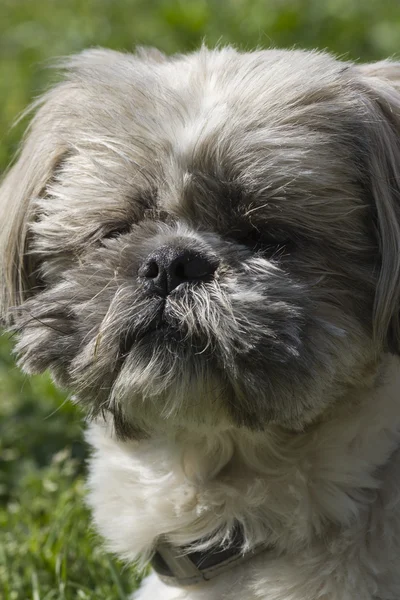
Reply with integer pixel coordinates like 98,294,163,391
354,61,400,354
0,90,70,326
0,48,147,327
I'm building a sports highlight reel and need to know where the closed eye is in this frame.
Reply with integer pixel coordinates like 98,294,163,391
231,226,294,254
102,224,132,240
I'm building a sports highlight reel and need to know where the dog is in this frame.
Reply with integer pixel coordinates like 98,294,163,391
2,45,400,599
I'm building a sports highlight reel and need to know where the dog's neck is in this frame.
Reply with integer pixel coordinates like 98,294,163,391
87,355,400,569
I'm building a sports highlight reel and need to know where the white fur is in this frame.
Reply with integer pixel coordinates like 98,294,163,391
87,356,400,599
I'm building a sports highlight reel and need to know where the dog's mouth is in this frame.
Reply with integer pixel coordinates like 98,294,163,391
119,291,196,356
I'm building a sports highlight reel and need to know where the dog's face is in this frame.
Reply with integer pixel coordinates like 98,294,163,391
1,47,400,437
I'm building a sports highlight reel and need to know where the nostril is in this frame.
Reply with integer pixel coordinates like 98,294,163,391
172,256,217,282
143,260,159,279
178,256,218,281
174,262,186,279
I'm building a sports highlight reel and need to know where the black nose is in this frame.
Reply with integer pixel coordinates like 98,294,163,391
138,245,219,296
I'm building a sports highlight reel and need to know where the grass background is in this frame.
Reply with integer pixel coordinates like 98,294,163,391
1,1,400,598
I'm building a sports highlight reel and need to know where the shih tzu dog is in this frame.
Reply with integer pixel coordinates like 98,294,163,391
2,45,400,599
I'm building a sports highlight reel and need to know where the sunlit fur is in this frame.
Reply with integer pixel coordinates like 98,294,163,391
2,46,400,599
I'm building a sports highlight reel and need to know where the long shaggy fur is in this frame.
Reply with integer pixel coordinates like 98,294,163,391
2,46,400,599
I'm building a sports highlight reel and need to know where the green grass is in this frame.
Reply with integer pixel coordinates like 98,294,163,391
1,1,400,598
0,335,139,599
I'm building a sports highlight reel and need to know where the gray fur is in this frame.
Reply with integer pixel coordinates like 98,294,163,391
1,47,400,437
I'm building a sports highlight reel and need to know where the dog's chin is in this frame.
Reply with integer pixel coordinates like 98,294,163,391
107,310,322,437
113,313,236,435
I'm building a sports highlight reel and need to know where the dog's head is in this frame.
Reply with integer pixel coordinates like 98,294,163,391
1,47,400,437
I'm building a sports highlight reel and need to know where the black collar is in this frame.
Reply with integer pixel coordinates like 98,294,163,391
151,525,270,587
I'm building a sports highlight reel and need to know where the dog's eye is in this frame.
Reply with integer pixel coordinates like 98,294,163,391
102,224,132,240
233,227,293,254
